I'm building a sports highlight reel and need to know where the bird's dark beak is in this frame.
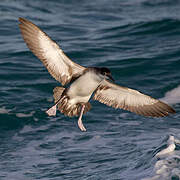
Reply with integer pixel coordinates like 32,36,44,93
107,74,115,82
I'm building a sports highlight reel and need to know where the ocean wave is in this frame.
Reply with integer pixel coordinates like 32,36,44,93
16,111,35,118
143,0,180,7
143,135,180,180
95,18,180,41
129,19,180,37
160,85,180,105
155,135,176,157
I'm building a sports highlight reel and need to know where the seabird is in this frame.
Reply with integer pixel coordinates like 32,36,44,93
19,18,176,131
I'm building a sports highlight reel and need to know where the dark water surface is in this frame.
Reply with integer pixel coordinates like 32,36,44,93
0,0,180,179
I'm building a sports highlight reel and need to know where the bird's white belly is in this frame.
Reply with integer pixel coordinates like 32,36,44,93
67,71,102,105
68,95,91,105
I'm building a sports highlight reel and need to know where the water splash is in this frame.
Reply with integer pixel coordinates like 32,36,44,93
143,135,180,180
155,135,176,157
160,85,180,105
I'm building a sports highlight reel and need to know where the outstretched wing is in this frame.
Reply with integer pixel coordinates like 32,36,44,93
19,17,85,86
93,80,175,117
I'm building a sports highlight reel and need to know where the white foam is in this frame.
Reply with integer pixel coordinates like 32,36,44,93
172,168,180,178
16,111,35,118
154,159,166,169
175,138,180,144
160,85,180,104
0,106,11,114
143,135,180,180
155,164,168,175
155,135,175,157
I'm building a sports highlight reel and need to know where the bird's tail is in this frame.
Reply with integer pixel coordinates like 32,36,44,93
53,86,91,117
53,86,65,103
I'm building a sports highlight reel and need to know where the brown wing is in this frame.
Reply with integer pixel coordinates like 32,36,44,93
93,80,176,117
19,17,85,86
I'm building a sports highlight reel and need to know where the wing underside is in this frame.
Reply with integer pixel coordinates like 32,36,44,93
19,17,85,86
94,80,176,117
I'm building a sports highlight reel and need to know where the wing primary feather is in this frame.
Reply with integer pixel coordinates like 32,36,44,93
19,17,85,86
93,80,175,117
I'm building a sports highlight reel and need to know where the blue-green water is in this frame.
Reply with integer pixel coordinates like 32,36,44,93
0,0,180,179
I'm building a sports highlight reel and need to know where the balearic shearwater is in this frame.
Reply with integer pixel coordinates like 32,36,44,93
19,18,176,131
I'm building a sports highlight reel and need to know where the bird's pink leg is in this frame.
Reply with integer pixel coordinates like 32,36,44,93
46,104,57,116
78,104,86,131
46,98,62,116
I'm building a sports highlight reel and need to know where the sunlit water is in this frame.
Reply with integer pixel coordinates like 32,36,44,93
0,0,180,179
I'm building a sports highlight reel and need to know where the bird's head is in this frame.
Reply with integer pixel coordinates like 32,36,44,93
100,67,114,82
